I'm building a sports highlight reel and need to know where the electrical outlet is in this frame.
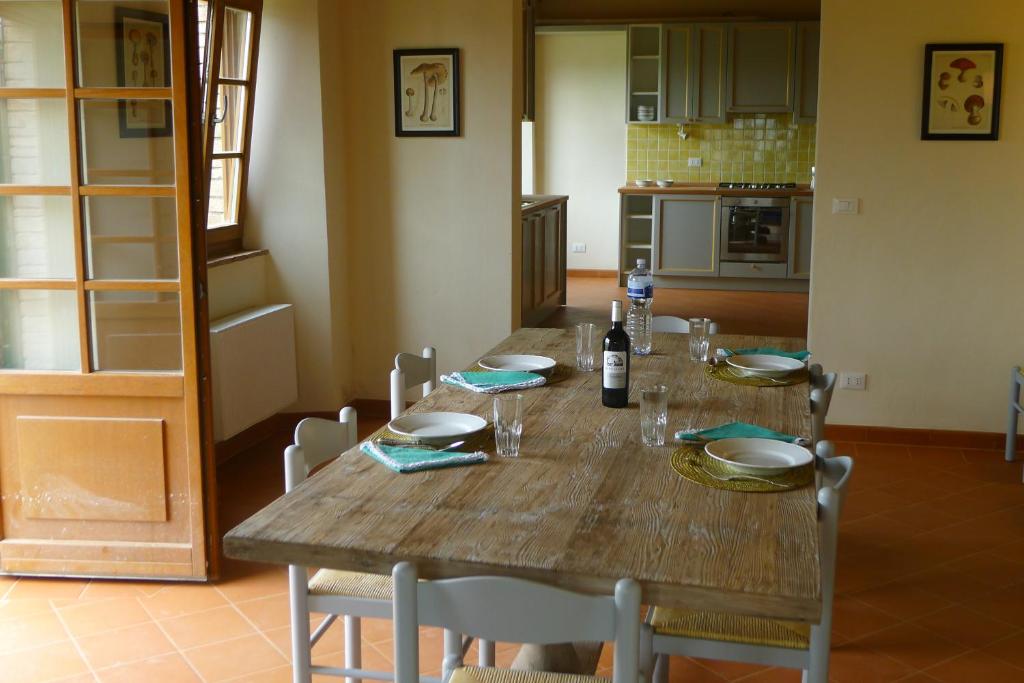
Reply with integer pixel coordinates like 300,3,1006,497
832,198,859,215
688,157,702,168
839,372,867,390
571,242,586,253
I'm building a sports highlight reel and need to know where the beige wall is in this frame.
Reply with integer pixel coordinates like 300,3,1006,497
535,30,625,271
244,0,343,411
331,0,521,400
811,0,1024,431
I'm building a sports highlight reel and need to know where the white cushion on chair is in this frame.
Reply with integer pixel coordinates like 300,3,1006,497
308,569,394,600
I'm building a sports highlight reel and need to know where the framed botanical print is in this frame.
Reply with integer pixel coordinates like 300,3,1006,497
393,48,460,137
921,43,1003,140
115,6,173,138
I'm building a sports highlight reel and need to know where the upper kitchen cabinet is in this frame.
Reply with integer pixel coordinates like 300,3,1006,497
793,22,820,123
627,25,662,122
727,23,796,113
662,23,727,124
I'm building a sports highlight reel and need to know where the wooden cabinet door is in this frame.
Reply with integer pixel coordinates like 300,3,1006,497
690,24,727,123
0,0,210,579
788,196,813,279
652,195,720,277
660,24,692,123
727,23,796,113
793,22,820,124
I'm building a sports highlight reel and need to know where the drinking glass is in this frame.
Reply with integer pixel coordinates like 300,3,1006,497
640,384,669,447
493,394,524,457
688,317,713,362
575,322,597,372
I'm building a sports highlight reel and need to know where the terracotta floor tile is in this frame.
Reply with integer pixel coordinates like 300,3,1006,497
852,621,967,671
0,575,17,599
261,621,347,664
832,594,901,641
841,514,920,550
355,616,394,644
981,630,1024,669
78,580,152,600
57,597,152,638
233,592,293,631
215,561,289,603
917,606,1019,651
691,657,768,681
139,582,230,620
159,604,258,650
0,597,57,622
851,582,950,622
894,674,942,683
839,487,908,522
924,648,1024,683
0,639,91,683
969,583,1024,629
4,577,89,600
989,538,1024,565
94,652,202,683
183,633,287,682
663,655,729,682
827,642,916,683
77,621,176,670
225,665,295,682
0,607,68,654
732,668,802,682
876,501,962,534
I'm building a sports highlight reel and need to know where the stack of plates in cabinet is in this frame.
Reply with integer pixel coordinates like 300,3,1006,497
636,105,655,121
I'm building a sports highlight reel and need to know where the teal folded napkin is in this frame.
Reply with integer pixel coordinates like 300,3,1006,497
441,371,545,394
718,347,811,361
675,421,807,445
360,441,488,473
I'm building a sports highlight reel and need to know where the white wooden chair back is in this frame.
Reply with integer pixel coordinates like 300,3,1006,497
810,455,852,678
285,408,358,492
651,316,720,334
390,347,437,419
809,372,836,445
393,562,641,683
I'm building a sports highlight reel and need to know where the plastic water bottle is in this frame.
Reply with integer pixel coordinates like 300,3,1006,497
626,258,653,356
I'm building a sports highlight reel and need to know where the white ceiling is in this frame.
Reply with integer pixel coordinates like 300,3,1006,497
537,0,821,23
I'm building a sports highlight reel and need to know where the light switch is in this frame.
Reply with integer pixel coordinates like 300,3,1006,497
832,198,859,215
688,157,702,167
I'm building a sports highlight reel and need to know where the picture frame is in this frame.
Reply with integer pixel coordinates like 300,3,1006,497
115,6,173,138
393,48,460,137
921,42,1003,141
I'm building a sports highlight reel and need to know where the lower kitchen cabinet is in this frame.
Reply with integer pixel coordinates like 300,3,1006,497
652,195,720,277
521,196,567,327
788,196,813,279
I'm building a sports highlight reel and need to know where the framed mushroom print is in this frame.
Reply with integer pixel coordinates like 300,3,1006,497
114,6,173,138
922,43,1003,140
393,48,460,137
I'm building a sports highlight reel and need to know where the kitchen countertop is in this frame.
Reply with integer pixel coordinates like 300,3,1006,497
619,183,813,197
521,194,568,213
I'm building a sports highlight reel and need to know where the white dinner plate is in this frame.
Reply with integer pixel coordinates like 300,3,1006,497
387,412,488,445
704,438,813,475
478,354,556,377
725,354,805,378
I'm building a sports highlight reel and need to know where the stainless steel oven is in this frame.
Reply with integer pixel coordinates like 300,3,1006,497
720,196,790,264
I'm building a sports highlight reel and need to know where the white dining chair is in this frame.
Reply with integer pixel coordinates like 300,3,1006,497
809,372,836,446
391,346,438,420
392,562,641,683
651,316,720,334
642,451,853,683
1005,367,1022,478
285,409,397,683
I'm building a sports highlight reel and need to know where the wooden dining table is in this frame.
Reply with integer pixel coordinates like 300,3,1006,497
224,327,820,625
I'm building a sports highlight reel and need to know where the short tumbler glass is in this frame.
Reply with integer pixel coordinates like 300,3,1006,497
640,384,669,447
575,322,598,372
688,317,713,362
494,393,524,457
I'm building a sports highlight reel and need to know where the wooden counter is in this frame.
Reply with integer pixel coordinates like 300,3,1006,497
619,183,814,197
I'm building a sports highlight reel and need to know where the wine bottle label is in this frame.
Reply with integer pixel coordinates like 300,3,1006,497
603,351,628,389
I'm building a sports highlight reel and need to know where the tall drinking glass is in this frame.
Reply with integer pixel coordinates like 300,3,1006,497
575,322,597,372
688,317,713,362
493,394,524,457
641,384,669,446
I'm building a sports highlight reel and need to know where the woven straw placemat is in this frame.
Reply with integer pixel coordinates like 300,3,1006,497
704,362,808,388
368,423,494,451
670,444,813,492
466,363,574,386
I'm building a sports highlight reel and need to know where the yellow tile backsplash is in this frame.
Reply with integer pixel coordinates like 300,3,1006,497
626,114,816,184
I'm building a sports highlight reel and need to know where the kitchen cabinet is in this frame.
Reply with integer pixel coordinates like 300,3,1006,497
662,23,727,124
727,23,795,113
652,195,720,277
793,22,820,123
788,196,813,279
627,25,662,123
521,196,567,327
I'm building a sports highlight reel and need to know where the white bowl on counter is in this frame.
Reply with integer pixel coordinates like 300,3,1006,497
656,180,674,188
634,179,654,187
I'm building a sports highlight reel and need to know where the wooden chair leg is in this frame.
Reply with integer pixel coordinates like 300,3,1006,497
345,615,362,683
288,565,312,683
